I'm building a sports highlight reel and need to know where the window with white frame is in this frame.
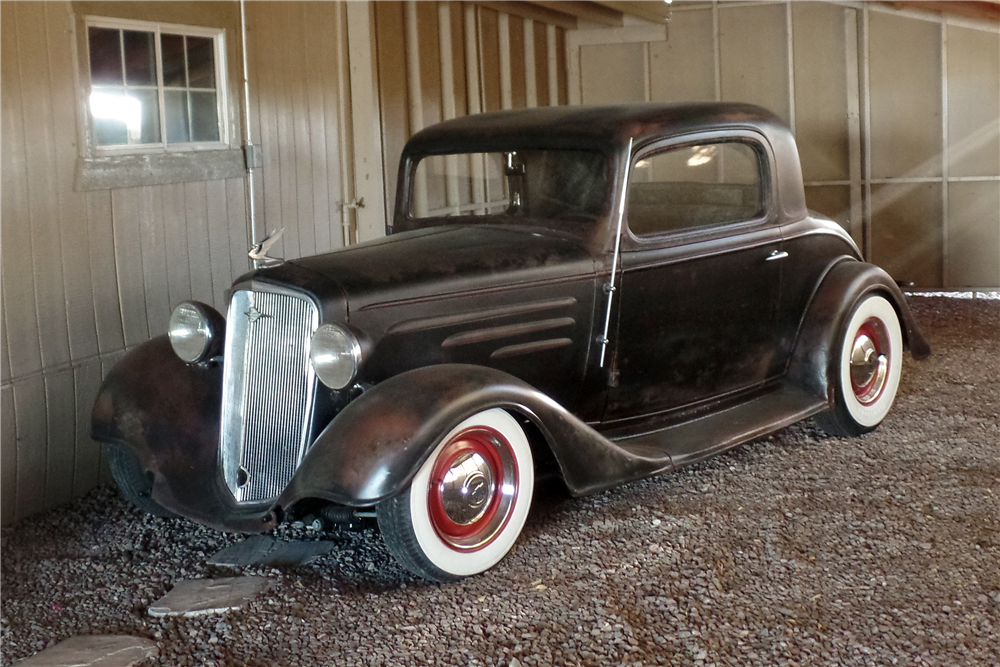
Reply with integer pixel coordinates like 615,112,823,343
85,17,228,152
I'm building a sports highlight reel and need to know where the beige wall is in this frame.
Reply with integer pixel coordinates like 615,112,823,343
569,0,1000,289
0,1,354,523
374,1,568,221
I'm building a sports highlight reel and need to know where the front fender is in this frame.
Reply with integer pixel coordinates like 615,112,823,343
91,336,278,532
278,364,671,508
788,260,931,400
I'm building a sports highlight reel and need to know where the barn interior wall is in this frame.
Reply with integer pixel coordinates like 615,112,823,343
568,0,1000,290
374,1,569,222
0,1,353,524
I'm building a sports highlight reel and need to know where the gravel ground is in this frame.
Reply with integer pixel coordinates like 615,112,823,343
2,296,997,667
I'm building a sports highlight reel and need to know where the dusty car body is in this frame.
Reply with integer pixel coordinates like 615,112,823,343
93,103,929,581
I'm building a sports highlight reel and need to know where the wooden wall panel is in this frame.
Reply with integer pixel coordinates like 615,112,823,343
480,8,502,112
947,25,1000,178
508,15,527,109
376,1,410,223
110,188,150,347
2,1,352,523
13,377,46,521
719,3,791,124
581,43,646,105
72,361,104,497
792,2,850,182
869,12,942,179
138,186,172,336
44,370,75,509
1,387,16,524
649,8,715,103
948,183,1000,288
17,2,73,369
85,191,125,354
1,5,43,379
872,182,943,287
533,20,550,107
47,3,100,363
805,186,851,231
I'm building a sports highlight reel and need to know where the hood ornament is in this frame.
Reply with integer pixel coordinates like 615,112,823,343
249,228,284,266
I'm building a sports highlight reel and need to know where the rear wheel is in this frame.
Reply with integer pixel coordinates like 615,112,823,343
104,444,177,518
377,409,534,582
817,294,903,437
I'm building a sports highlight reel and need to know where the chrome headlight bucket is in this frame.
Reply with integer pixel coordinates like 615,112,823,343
310,324,362,390
168,301,225,364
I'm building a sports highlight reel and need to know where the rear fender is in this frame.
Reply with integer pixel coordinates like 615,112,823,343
278,364,672,508
788,259,931,400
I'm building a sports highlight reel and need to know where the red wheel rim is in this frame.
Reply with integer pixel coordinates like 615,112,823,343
850,318,890,405
427,426,519,552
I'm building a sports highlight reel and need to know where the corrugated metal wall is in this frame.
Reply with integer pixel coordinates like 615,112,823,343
568,0,1000,289
0,1,352,523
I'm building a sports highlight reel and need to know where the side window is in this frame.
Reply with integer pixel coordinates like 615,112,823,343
627,141,764,237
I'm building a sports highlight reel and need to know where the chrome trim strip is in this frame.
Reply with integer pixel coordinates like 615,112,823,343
441,317,575,348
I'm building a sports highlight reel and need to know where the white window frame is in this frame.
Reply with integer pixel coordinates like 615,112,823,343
84,15,231,155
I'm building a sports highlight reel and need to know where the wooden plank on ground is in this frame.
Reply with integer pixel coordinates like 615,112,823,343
44,369,75,509
1,386,16,524
13,376,46,520
73,360,103,497
110,188,149,347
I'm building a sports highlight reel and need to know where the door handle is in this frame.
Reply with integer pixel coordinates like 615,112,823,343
766,250,789,261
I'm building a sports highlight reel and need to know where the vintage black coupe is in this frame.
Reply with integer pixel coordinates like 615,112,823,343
93,103,929,581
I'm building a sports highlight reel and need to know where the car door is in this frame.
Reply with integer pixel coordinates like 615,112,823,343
604,132,785,422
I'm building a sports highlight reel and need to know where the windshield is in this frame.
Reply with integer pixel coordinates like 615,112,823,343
408,149,609,224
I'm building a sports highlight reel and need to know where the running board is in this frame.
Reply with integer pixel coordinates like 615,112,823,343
611,385,828,470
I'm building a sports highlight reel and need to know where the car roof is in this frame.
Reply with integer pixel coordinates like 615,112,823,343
403,102,792,155
402,102,808,224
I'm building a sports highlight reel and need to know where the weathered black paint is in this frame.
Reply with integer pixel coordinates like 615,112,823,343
92,103,929,532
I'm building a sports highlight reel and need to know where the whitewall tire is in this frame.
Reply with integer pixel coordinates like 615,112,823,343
377,408,534,582
818,294,903,437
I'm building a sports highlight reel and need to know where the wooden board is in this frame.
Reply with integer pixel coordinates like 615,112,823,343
947,182,1000,288
868,12,942,179
1,386,16,524
13,376,46,521
110,188,150,347
44,369,75,509
946,24,1000,178
649,7,715,104
792,2,850,182
719,3,791,125
581,42,646,105
73,361,104,498
871,182,943,287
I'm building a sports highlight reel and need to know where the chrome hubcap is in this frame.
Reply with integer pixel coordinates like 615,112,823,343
440,452,496,526
850,324,889,405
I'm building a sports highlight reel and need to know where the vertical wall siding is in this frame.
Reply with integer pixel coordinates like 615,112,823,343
374,1,570,222
1,1,349,523
568,0,1000,289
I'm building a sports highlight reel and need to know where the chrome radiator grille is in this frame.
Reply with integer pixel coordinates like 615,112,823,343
220,289,319,503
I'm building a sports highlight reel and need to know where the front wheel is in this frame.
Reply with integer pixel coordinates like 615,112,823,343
104,444,178,518
377,408,534,582
817,294,903,437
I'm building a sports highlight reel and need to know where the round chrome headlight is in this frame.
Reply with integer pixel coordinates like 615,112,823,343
310,324,362,390
168,301,222,363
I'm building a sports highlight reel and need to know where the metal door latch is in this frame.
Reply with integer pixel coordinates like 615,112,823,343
343,198,365,211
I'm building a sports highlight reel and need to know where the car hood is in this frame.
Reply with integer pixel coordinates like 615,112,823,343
285,224,596,315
